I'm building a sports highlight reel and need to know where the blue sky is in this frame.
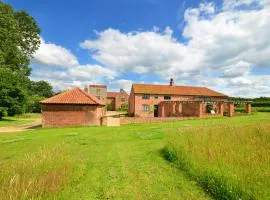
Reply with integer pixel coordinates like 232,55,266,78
5,0,270,97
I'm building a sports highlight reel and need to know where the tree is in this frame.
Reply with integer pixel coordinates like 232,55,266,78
0,1,41,116
0,2,40,76
29,80,53,98
26,80,53,113
0,68,28,116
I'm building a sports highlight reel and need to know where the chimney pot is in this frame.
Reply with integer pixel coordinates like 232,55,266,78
170,78,174,86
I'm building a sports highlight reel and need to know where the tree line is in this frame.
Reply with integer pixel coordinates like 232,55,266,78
0,1,54,119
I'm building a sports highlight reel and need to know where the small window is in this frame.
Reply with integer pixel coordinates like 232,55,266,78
164,95,171,100
142,94,150,99
121,98,125,102
154,95,158,99
142,104,150,111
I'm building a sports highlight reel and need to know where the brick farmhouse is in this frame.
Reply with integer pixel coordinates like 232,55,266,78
40,79,252,127
129,79,239,118
40,87,105,127
85,85,129,111
107,89,129,110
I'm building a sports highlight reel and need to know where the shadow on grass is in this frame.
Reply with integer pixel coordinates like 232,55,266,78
26,124,42,130
0,118,16,122
159,147,255,200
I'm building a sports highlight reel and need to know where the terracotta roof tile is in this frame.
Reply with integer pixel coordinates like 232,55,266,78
40,87,105,105
132,84,227,97
107,92,119,98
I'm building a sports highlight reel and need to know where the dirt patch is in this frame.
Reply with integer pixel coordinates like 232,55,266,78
0,119,41,133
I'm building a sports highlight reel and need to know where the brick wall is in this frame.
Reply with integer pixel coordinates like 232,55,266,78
41,104,105,127
128,88,135,116
106,97,115,110
129,92,228,118
115,89,129,110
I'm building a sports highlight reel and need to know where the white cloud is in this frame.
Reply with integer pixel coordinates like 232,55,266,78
32,38,79,67
31,63,117,92
80,27,202,79
69,65,116,80
30,0,270,97
107,79,133,92
79,0,270,97
221,61,250,78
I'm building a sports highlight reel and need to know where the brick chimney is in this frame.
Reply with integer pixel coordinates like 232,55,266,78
169,78,174,86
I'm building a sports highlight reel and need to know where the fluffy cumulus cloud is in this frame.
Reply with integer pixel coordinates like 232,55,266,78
31,38,116,90
32,38,79,67
79,0,270,97
31,0,270,97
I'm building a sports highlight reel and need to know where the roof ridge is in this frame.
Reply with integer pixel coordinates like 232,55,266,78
40,87,105,105
132,83,207,88
78,87,105,105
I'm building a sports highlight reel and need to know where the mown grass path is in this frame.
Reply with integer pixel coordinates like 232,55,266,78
0,113,269,199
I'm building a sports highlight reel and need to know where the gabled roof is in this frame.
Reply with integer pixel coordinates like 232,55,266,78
132,84,228,97
107,92,119,98
107,89,129,98
40,87,105,105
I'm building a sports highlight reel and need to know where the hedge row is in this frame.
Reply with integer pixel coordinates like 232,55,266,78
251,102,270,107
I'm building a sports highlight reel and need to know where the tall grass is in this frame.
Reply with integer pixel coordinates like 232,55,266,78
0,144,72,200
164,122,270,200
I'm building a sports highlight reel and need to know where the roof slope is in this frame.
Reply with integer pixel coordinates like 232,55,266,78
40,87,105,105
132,84,227,97
107,89,129,98
107,92,119,98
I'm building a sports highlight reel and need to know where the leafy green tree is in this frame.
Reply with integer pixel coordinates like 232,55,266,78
0,1,41,117
0,68,28,116
26,80,53,113
0,2,40,75
26,95,44,113
29,80,53,98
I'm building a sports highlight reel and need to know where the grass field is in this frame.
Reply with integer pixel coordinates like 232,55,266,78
164,113,270,199
0,113,41,127
0,113,269,199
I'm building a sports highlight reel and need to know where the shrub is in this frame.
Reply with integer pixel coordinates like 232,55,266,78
0,107,7,120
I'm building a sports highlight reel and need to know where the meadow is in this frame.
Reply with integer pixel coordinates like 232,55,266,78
0,113,269,199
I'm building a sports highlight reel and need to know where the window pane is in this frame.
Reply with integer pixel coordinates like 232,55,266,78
164,95,171,100
142,94,150,99
142,104,150,111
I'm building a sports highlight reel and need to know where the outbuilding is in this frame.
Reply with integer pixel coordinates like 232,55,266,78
40,87,105,127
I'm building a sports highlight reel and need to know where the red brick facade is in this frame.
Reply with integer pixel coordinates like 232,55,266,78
40,87,105,127
106,89,129,110
41,104,104,127
128,80,228,118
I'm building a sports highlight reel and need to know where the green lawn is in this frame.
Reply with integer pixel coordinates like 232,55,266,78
0,113,41,127
0,113,269,199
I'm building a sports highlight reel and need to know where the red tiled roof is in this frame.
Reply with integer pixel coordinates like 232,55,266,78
107,92,118,98
40,87,105,105
132,84,228,97
107,89,129,98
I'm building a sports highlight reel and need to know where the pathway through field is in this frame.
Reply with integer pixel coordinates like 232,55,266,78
0,118,41,133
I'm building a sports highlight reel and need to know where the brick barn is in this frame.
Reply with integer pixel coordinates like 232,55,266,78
106,89,129,110
40,87,105,127
129,79,235,118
